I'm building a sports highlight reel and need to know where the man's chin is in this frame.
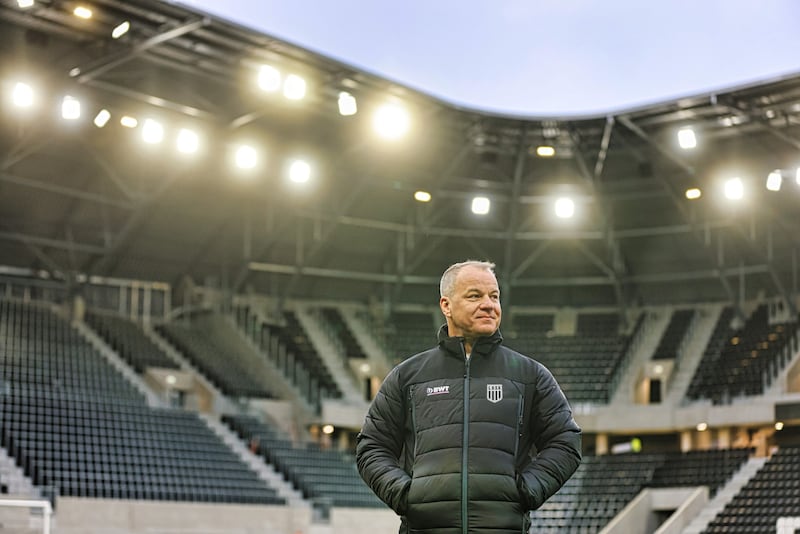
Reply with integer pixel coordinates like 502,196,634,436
474,324,498,336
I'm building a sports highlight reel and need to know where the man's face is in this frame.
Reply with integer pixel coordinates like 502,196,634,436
440,266,502,339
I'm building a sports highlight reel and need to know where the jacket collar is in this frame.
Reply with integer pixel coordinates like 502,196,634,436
437,324,503,358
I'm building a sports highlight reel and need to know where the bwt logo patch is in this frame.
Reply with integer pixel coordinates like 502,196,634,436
487,384,503,403
426,385,450,396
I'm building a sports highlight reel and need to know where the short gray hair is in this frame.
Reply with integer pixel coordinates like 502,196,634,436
440,260,496,297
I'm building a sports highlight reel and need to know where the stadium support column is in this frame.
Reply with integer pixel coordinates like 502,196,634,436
596,434,609,455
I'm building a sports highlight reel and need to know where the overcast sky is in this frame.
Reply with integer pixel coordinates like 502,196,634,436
178,0,800,116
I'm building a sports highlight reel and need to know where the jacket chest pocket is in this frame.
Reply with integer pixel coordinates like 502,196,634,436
408,380,464,432
468,378,525,457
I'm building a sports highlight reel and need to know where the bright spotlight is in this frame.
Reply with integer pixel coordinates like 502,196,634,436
176,128,199,154
11,82,34,108
17,0,34,8
373,103,410,140
471,196,490,215
321,424,334,435
338,91,357,116
93,109,111,128
696,422,708,432
283,74,306,100
775,421,785,431
288,159,311,183
73,5,92,19
141,119,164,144
536,145,556,157
235,145,258,169
112,21,130,39
414,190,431,202
724,177,744,200
554,197,575,219
678,127,697,149
120,115,138,128
61,95,81,120
257,65,281,92
766,171,782,192
685,188,702,200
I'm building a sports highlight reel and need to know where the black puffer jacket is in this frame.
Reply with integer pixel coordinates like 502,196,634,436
356,326,582,534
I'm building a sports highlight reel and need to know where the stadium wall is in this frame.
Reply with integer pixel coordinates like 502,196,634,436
53,499,401,534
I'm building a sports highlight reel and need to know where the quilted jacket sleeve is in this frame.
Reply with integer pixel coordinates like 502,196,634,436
356,366,412,515
517,366,582,511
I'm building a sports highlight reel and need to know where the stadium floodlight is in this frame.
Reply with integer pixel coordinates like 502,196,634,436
283,74,306,100
120,115,138,128
235,145,258,169
373,102,410,140
685,188,702,200
338,91,357,116
471,196,490,215
724,177,744,200
678,127,697,149
61,95,81,120
696,422,708,432
288,159,311,183
414,190,431,202
766,171,782,192
73,5,92,19
141,119,164,144
536,145,556,157
554,197,575,219
257,65,281,92
112,21,130,39
93,109,111,128
176,128,199,154
17,0,34,8
11,82,34,108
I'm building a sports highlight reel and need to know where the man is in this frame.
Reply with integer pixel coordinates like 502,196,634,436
356,260,581,534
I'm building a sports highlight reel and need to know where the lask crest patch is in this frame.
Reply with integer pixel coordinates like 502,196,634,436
486,384,503,403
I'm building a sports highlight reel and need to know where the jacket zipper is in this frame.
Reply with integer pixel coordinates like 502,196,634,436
408,385,418,463
515,388,526,534
513,394,524,458
461,346,470,534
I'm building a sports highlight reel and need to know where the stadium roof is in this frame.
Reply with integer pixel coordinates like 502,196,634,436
1,0,799,313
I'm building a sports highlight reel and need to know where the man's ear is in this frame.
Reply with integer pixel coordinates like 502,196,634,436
440,296,451,317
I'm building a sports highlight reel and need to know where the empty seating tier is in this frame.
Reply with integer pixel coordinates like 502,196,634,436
320,307,367,359
646,448,751,497
505,313,637,404
384,310,437,363
156,313,275,399
86,311,179,373
0,300,284,505
1,300,143,403
687,305,799,404
705,447,800,533
531,448,751,533
652,308,695,360
223,414,384,509
0,387,283,504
